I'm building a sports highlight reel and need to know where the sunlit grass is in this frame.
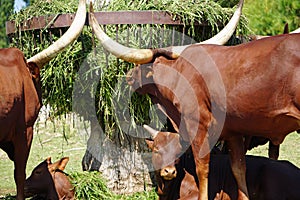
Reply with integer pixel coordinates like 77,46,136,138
247,131,300,167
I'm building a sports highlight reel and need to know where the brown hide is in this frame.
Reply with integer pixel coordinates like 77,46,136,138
130,33,300,199
241,23,291,160
146,130,300,200
24,157,74,200
0,48,42,199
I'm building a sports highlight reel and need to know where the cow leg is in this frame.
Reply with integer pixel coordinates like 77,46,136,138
14,127,33,200
268,142,279,160
227,136,249,200
191,136,210,200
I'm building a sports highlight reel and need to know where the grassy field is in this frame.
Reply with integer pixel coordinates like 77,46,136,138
0,114,300,199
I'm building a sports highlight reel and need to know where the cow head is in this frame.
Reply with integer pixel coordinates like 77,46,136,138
24,157,73,199
144,125,183,180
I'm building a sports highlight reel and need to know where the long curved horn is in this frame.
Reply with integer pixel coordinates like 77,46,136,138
27,0,86,68
143,125,159,139
170,0,244,54
89,3,156,64
291,27,300,34
89,0,243,64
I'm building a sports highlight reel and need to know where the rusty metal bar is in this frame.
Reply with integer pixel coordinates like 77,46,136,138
92,11,183,25
6,13,76,35
6,11,208,35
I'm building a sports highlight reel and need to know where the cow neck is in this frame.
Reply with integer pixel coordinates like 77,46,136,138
156,169,184,200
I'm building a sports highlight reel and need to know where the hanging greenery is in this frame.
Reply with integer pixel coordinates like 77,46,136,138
9,0,249,136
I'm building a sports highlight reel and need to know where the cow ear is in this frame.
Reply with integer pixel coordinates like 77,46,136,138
57,157,70,171
145,66,154,78
47,157,58,173
140,64,154,79
51,157,70,171
46,157,52,164
27,62,40,79
283,23,289,34
145,138,154,150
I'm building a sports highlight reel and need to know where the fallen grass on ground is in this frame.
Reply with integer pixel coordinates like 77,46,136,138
70,171,157,200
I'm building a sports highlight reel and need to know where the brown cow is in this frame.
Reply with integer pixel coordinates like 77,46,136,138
89,1,300,199
0,1,86,199
145,126,300,200
24,157,74,200
89,1,243,199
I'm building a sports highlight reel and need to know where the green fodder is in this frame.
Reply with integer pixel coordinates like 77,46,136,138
70,171,158,200
115,190,158,200
70,171,115,200
103,0,249,38
9,0,249,139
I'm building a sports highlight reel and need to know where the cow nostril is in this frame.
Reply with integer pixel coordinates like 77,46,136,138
164,168,176,174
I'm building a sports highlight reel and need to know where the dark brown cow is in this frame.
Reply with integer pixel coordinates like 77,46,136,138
89,1,300,199
24,157,74,200
0,1,85,199
145,126,300,200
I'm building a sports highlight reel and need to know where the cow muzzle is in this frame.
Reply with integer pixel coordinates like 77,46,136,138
160,166,177,180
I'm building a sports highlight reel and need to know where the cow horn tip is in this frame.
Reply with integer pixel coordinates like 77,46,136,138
143,124,159,138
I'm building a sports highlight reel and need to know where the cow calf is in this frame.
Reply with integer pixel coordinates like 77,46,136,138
24,157,74,200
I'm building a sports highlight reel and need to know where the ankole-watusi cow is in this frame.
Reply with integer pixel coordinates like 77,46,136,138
89,0,300,199
0,1,85,199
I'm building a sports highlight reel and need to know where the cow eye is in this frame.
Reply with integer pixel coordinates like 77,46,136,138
153,148,159,154
34,170,42,175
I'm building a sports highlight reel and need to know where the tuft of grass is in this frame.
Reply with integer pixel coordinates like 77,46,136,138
70,171,115,200
70,171,158,200
115,190,158,200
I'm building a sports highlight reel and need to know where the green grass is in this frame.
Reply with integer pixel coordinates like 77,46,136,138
247,131,300,167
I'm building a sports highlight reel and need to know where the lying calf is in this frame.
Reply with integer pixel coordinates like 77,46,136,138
144,125,300,200
24,157,74,200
